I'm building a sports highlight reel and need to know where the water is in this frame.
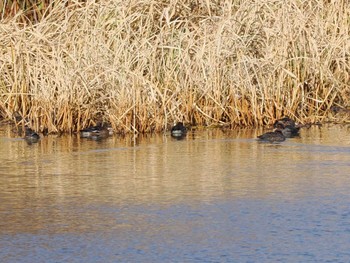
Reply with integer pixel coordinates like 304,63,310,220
1,124,350,262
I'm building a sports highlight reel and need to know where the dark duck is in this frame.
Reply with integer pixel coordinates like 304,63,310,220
273,117,300,137
257,129,286,143
24,127,40,144
171,122,187,138
80,123,110,140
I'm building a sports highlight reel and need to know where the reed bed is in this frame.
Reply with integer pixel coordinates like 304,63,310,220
0,0,349,133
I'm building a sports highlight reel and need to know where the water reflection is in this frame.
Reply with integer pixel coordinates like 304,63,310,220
1,124,350,262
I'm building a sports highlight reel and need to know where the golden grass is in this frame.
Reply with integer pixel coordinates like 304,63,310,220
0,0,349,133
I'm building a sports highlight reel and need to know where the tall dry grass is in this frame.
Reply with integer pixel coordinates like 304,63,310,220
0,0,349,133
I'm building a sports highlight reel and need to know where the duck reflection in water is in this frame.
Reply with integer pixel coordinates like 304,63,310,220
24,127,40,145
171,122,187,140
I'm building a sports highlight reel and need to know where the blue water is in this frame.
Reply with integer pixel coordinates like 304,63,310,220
2,198,350,263
1,125,350,262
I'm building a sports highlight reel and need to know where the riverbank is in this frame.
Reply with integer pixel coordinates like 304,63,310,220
0,0,349,134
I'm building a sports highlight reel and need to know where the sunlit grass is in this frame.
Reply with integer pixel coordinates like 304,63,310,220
0,0,349,133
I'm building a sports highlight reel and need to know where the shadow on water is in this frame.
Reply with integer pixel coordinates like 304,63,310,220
1,124,350,262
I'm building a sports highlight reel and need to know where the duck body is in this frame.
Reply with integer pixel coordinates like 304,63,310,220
171,122,187,138
273,117,296,128
80,124,110,140
273,117,300,137
274,123,300,138
257,130,285,142
283,125,300,137
80,125,99,138
24,127,40,144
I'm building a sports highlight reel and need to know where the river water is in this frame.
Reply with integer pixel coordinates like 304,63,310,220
1,124,350,262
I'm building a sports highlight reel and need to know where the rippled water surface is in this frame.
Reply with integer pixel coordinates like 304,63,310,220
1,124,350,262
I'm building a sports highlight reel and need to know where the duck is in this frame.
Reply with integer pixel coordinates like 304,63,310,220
273,117,300,137
273,117,296,128
284,125,300,137
257,129,285,142
171,122,187,138
273,122,300,138
80,123,110,140
24,127,40,144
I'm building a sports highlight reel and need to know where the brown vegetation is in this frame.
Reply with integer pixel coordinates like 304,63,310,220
0,0,349,134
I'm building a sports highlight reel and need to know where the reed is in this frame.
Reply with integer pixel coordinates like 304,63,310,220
0,0,349,133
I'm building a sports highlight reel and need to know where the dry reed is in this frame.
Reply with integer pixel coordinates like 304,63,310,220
0,0,349,134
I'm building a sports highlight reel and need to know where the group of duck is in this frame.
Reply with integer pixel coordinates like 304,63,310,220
168,117,303,143
79,121,188,140
257,117,301,142
22,117,299,144
22,121,188,144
